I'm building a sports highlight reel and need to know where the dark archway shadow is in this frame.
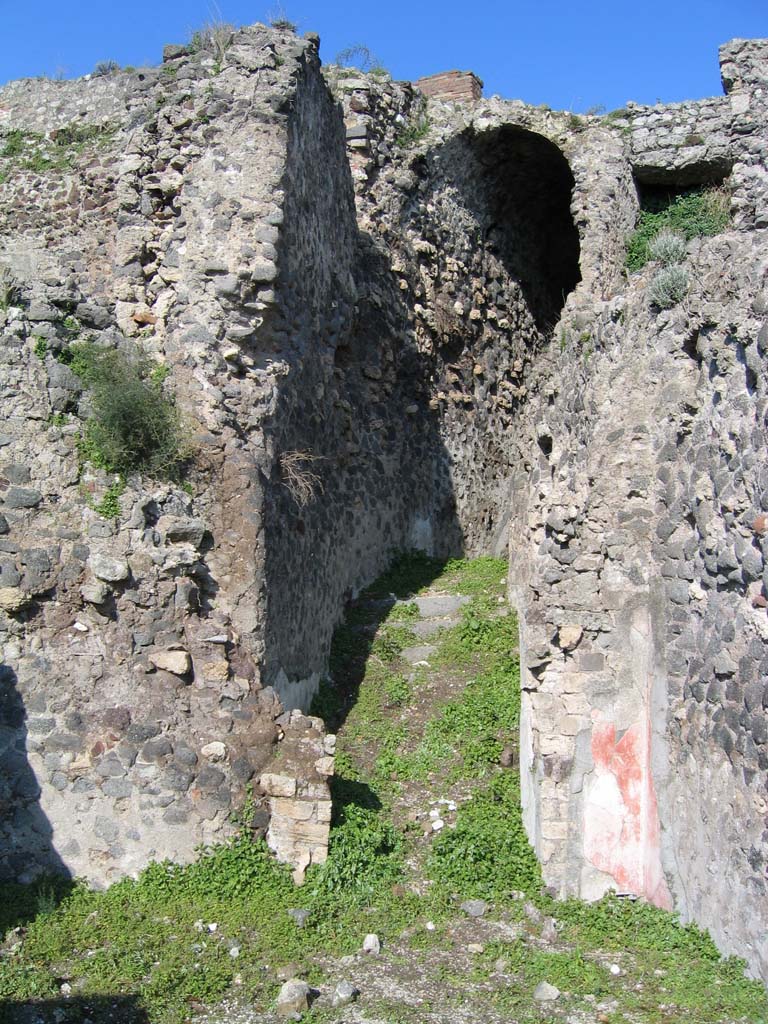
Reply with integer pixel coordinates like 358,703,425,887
410,124,582,336
469,124,582,332
0,996,149,1024
0,663,73,931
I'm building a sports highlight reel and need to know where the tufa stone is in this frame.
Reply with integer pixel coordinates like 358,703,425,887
148,650,192,676
275,978,312,1018
87,553,130,583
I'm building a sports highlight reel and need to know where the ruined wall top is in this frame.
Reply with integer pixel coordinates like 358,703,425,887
720,37,768,93
414,70,483,102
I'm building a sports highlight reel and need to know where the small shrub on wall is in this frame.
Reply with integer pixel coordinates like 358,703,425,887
648,264,689,309
67,343,186,478
647,228,687,266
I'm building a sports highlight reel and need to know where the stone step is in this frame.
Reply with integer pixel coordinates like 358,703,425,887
410,618,455,638
401,643,438,665
414,594,471,617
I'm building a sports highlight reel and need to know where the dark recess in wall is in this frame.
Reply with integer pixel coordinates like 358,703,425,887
471,125,582,331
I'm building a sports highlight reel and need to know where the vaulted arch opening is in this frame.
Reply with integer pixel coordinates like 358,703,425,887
470,125,581,331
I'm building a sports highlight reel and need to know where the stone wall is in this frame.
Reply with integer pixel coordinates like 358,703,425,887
335,39,768,979
503,44,768,980
1,20,767,982
0,24,346,885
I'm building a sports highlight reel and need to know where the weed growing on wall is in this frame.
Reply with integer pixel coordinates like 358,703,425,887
278,449,324,506
647,228,687,266
648,264,689,309
93,478,126,519
334,44,387,75
395,113,431,148
92,60,120,76
626,185,730,271
0,124,115,179
189,6,234,63
66,342,187,479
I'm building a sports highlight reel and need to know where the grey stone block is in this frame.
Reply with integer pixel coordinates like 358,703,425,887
3,487,42,509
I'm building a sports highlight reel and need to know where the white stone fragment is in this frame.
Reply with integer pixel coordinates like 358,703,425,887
201,741,227,761
149,650,191,676
87,553,130,582
533,981,560,1001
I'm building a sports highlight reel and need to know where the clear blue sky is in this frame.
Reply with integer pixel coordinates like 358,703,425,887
0,0,765,111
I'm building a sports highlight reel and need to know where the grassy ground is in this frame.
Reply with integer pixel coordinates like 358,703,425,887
1,555,766,1023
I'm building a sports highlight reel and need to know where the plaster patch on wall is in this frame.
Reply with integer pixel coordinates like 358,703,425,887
273,669,321,712
409,515,434,554
583,715,671,909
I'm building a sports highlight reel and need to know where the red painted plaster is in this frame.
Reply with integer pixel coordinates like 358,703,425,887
584,715,671,909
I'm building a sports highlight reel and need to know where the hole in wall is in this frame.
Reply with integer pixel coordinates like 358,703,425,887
469,126,582,332
632,157,732,190
682,330,702,363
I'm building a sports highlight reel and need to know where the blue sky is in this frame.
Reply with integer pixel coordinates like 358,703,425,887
0,0,765,111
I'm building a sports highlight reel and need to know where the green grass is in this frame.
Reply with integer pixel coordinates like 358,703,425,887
626,185,730,271
395,115,431,148
1,553,765,1024
0,123,116,180
359,549,446,600
428,771,541,899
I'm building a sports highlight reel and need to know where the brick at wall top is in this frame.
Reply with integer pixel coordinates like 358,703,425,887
414,70,483,102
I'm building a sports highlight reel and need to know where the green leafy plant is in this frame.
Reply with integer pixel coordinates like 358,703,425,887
396,113,431,148
149,362,170,386
268,4,297,32
69,343,187,478
1,129,27,158
626,185,730,271
428,771,542,899
0,124,115,182
33,336,48,359
94,478,126,520
310,803,404,905
371,623,418,663
270,17,297,31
